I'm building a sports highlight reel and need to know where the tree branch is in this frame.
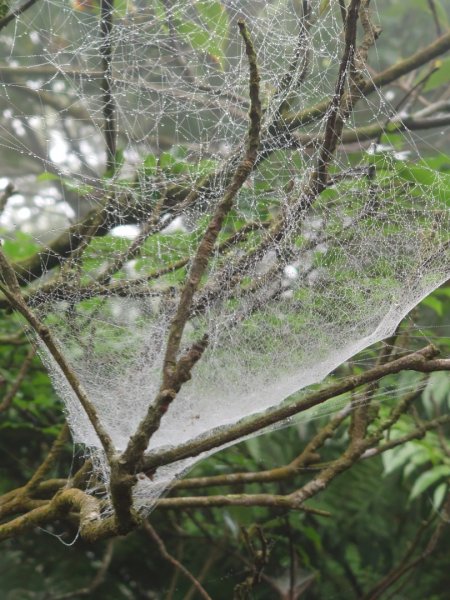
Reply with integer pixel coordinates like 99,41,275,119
143,522,212,600
0,250,116,459
142,345,445,471
0,0,40,32
100,0,117,174
120,19,262,471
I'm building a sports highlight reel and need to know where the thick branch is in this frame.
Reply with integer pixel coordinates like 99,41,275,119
286,28,450,129
120,20,262,471
0,488,103,543
142,345,445,471
0,0,40,32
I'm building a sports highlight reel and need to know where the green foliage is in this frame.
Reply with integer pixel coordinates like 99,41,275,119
151,0,229,70
423,57,450,92
368,152,450,205
36,172,94,196
142,147,218,180
0,0,9,19
1,231,40,261
0,0,450,596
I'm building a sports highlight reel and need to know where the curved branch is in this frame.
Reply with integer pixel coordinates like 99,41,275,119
120,19,263,470
142,345,446,471
286,28,450,129
0,0,40,32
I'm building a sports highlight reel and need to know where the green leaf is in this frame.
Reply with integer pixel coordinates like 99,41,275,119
422,372,450,411
244,436,263,462
62,179,94,195
2,231,40,261
382,442,417,475
344,544,361,572
319,0,331,16
372,154,450,205
424,57,450,92
113,0,133,18
422,295,443,317
433,482,447,510
37,172,93,195
410,465,450,500
379,132,405,150
159,151,177,171
36,172,60,182
174,1,229,70
195,1,229,44
143,153,158,176
420,153,450,173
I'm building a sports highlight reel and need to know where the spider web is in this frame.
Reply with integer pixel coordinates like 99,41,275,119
0,0,449,510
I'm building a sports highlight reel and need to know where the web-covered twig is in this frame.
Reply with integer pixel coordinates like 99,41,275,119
0,250,115,459
0,0,40,32
120,19,262,471
100,0,117,174
142,345,447,471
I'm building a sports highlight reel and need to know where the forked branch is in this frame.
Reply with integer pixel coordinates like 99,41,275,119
0,250,115,459
120,19,262,470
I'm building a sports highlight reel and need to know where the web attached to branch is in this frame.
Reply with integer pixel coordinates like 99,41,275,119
1,0,449,511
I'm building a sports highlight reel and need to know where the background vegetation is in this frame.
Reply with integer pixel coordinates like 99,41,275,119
1,0,450,598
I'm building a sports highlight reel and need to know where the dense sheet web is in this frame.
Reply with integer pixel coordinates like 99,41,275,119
2,0,449,509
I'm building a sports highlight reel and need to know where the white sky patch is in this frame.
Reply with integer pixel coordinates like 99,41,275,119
26,79,43,91
49,131,82,171
162,216,187,234
79,140,102,168
52,80,66,93
29,31,40,45
284,265,299,280
11,118,26,137
7,194,25,206
16,206,32,221
49,131,70,164
28,116,41,129
111,224,140,239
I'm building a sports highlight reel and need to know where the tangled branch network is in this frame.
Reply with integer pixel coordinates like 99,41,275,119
1,0,449,512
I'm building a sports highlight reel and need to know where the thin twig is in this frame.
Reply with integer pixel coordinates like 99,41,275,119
0,345,36,413
0,0,40,32
143,521,212,600
0,249,115,459
427,0,442,36
100,0,117,173
155,494,330,515
142,345,444,471
316,0,361,186
0,183,15,216
121,19,262,469
24,424,70,494
49,540,115,600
